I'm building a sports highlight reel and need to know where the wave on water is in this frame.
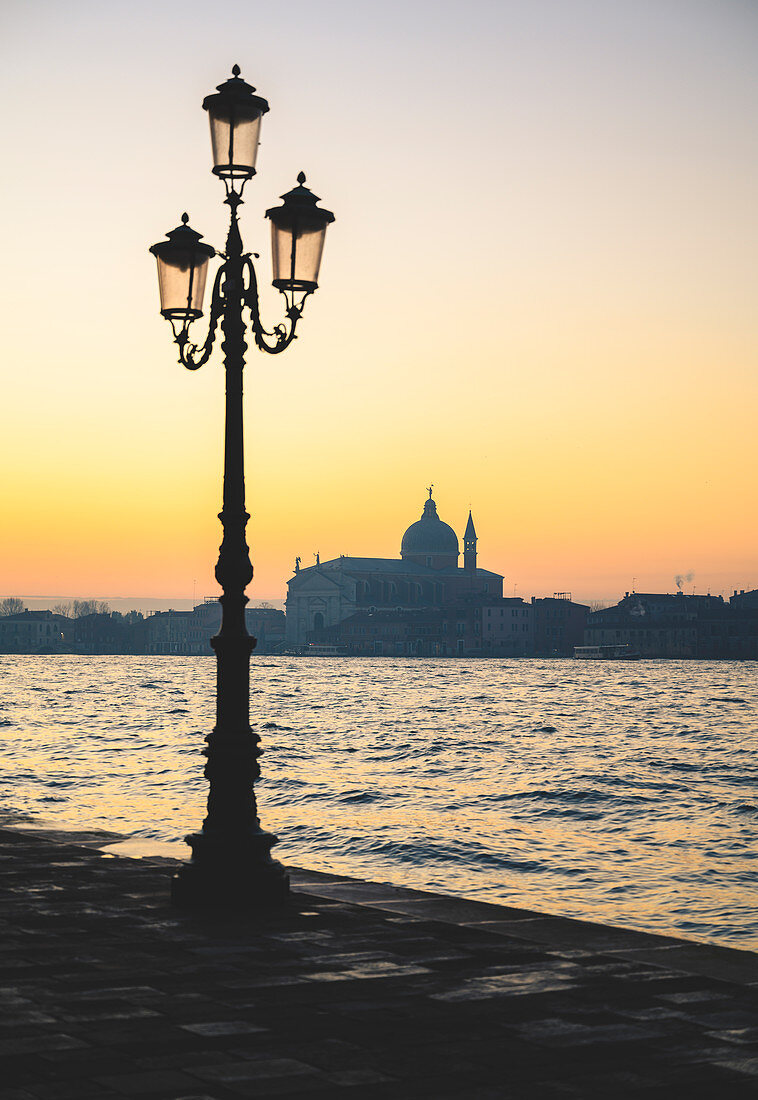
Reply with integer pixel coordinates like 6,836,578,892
0,654,756,950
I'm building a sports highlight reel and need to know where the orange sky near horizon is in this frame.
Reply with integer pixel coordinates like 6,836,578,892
1,0,756,605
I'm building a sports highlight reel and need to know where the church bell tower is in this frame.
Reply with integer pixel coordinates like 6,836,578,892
463,511,477,572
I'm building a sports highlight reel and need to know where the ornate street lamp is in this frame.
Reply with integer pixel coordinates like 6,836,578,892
149,67,334,907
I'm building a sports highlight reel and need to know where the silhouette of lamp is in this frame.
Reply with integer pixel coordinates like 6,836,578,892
149,66,334,908
203,67,269,184
149,216,215,321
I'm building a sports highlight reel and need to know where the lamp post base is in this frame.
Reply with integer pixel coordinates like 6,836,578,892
171,831,290,908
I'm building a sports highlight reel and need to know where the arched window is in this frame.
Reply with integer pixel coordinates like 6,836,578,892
313,612,324,630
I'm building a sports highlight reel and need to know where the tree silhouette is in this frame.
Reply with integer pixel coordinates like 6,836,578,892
0,598,25,616
52,600,111,618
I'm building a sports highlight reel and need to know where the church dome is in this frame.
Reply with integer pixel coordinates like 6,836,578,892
401,492,459,558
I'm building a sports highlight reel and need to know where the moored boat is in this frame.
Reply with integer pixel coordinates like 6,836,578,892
574,644,641,660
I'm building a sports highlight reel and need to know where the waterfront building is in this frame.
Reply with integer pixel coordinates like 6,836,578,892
585,591,758,658
143,609,203,655
285,490,504,647
143,601,285,655
481,598,535,656
0,600,284,657
319,597,532,658
314,593,598,658
531,594,590,656
0,610,69,653
72,613,138,655
246,607,286,653
731,588,758,610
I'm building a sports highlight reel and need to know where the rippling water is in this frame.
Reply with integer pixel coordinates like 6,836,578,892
0,655,755,948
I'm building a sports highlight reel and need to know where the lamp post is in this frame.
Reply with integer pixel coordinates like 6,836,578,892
149,67,334,907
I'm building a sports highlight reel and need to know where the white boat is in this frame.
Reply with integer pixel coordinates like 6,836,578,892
574,644,641,660
283,644,349,656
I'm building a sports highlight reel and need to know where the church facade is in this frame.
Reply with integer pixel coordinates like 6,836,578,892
285,491,503,646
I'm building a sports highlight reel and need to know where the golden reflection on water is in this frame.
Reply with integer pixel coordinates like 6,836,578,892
1,655,756,949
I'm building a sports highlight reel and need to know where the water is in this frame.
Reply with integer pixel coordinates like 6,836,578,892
0,655,755,949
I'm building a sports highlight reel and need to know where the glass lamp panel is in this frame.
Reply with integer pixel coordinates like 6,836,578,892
271,220,327,290
155,250,211,318
208,107,263,179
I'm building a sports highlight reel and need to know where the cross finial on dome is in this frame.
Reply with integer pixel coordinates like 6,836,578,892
422,489,439,519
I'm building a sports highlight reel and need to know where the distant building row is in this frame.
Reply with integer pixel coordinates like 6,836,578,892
308,595,587,657
584,589,758,659
284,492,757,658
1,487,755,659
315,589,758,659
0,602,285,656
2,590,756,659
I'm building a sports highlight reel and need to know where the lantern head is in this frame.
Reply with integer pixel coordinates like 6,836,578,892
265,173,335,294
149,215,215,321
202,66,270,184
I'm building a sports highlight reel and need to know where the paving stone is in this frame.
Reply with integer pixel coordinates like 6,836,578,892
658,987,731,1004
683,1009,758,1029
178,1021,268,1037
615,944,758,984
0,1034,89,1055
168,1095,220,1100
325,1067,395,1085
0,1011,57,1026
95,1069,199,1094
190,1058,322,1082
707,1028,758,1046
28,1081,120,1099
714,1056,758,1078
431,968,578,1001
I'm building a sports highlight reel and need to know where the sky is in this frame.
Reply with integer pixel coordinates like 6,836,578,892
1,0,756,605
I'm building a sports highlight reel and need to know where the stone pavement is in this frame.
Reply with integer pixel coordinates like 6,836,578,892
1,820,757,1099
